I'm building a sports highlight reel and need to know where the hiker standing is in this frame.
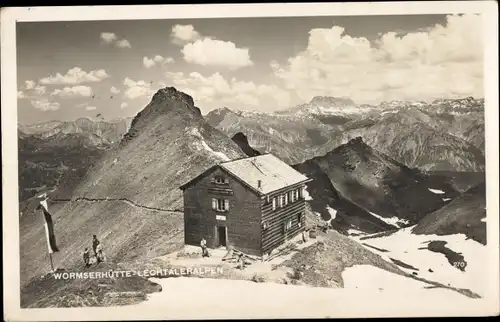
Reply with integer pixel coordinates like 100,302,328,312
96,243,105,263
83,248,90,267
92,235,100,258
236,253,245,270
302,230,308,243
200,237,208,257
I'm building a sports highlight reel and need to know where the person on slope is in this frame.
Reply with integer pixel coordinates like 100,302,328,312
96,243,105,264
200,237,209,258
83,248,90,267
92,235,100,258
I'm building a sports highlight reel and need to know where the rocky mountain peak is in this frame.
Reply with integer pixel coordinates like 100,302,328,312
151,86,195,108
348,136,364,145
232,132,250,144
231,132,262,157
123,87,202,143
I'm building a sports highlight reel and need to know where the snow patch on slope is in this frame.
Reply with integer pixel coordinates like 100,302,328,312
343,265,430,290
347,228,366,236
351,227,488,297
327,206,337,220
131,275,476,318
428,188,445,194
189,127,230,161
369,211,409,228
380,109,398,116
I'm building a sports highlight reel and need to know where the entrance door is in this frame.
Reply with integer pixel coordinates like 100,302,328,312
216,226,227,247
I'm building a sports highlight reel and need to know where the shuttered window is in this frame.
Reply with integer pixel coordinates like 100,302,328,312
284,193,288,206
284,219,292,232
212,198,229,212
272,197,277,210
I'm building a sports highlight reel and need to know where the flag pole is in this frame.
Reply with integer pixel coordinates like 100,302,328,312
49,253,54,272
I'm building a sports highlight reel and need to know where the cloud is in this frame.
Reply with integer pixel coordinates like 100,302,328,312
30,99,60,111
110,86,120,94
165,71,290,110
123,77,154,100
100,32,117,43
153,55,164,63
116,39,131,48
76,102,97,111
120,102,128,109
18,83,46,99
272,14,483,103
25,80,35,90
143,56,156,69
50,85,93,97
143,55,175,68
39,67,109,85
182,38,253,70
34,85,46,95
100,32,131,48
171,24,201,46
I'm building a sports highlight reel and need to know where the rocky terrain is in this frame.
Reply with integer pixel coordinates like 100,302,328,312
231,132,262,157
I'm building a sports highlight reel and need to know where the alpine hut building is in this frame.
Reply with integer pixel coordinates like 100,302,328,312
179,153,312,257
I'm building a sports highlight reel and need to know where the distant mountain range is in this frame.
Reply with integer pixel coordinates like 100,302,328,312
207,96,485,172
18,116,133,145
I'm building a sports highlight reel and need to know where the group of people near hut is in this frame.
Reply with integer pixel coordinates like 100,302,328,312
83,235,105,267
200,237,247,270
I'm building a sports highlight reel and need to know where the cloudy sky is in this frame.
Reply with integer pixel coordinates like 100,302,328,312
17,13,483,124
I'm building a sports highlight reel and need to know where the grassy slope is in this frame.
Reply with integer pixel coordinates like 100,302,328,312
282,229,404,288
21,262,161,308
412,182,486,245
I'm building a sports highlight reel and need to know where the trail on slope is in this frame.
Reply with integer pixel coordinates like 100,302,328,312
50,197,183,213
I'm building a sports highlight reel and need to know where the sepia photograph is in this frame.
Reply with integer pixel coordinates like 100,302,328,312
2,2,499,320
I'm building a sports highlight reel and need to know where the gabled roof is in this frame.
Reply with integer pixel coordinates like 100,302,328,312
179,153,310,195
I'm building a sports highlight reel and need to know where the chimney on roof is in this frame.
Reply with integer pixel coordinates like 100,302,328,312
257,180,262,189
